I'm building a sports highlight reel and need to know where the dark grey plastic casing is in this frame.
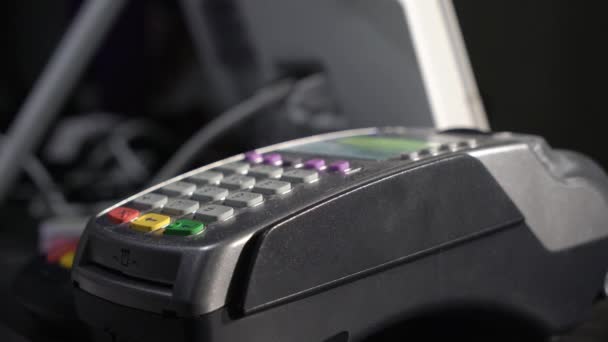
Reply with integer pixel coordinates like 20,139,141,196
72,128,608,337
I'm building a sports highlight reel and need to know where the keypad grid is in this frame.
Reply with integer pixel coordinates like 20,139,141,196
103,152,354,237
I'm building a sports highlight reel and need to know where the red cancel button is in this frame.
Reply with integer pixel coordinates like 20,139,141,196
107,206,140,224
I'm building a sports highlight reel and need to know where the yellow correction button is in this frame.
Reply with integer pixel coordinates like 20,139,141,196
130,213,171,232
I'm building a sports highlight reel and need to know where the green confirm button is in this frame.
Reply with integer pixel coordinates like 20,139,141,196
164,219,205,236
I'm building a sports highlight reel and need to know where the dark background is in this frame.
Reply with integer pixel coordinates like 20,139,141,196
455,1,608,168
1,1,606,166
0,0,607,341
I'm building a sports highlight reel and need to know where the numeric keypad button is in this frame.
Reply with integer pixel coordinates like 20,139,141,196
282,169,319,184
222,175,255,190
162,198,200,216
224,191,264,208
188,171,223,185
192,186,229,202
131,193,168,210
215,162,249,175
159,181,196,197
196,204,234,223
253,179,291,195
248,165,283,179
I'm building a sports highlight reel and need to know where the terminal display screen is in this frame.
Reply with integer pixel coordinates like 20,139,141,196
285,135,437,160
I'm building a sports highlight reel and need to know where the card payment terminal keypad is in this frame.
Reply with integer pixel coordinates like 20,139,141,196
99,154,354,237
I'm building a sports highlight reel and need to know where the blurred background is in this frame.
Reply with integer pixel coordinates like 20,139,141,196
2,1,607,203
0,0,607,341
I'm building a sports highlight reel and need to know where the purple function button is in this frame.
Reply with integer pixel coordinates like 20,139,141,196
245,151,263,164
328,160,350,173
263,153,283,166
304,158,326,170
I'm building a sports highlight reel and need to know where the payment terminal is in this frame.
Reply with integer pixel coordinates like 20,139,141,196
72,127,608,341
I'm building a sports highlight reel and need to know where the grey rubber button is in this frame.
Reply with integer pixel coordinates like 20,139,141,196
282,169,319,183
221,175,255,190
192,186,229,202
162,198,200,216
215,162,249,175
159,181,196,197
248,165,283,179
188,171,223,185
131,193,168,210
196,204,234,223
253,179,291,195
224,191,264,208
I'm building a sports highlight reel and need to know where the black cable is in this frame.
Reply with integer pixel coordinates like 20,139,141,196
151,78,299,183
106,119,165,182
285,73,345,131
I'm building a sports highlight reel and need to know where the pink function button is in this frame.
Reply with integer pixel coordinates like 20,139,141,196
245,151,263,164
263,153,283,166
328,160,350,173
304,158,326,170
